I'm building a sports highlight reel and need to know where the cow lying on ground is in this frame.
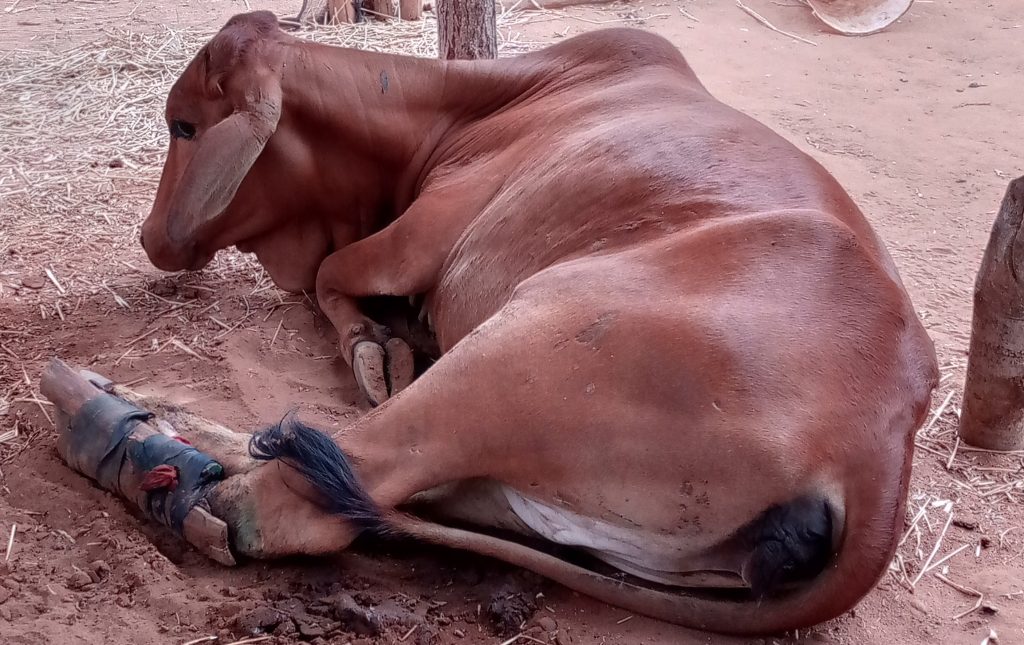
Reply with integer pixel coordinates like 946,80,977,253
135,11,937,635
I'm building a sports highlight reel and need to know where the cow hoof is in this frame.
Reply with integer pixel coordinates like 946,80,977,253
352,339,416,406
385,337,415,396
353,341,389,406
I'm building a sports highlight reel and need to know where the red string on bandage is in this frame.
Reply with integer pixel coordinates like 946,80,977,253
140,464,179,492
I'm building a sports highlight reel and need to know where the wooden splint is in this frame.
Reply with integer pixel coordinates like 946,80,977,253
39,358,237,566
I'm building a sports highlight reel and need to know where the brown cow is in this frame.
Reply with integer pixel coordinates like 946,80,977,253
135,11,938,635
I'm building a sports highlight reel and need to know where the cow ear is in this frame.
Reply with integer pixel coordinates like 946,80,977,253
201,48,227,98
164,14,284,245
201,12,280,98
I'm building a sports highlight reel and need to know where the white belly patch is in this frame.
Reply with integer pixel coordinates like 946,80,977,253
501,487,744,588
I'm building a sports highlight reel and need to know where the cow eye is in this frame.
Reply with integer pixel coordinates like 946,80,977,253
170,120,196,140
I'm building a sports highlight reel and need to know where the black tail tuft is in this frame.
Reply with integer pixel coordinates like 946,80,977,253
249,412,383,533
743,496,833,599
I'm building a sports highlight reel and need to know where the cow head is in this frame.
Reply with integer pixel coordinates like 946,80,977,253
140,11,287,272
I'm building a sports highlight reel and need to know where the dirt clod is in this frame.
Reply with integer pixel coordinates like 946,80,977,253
486,588,537,636
909,598,928,615
374,597,422,628
953,518,979,531
149,281,176,297
332,593,381,636
538,615,558,632
20,275,45,290
297,618,329,638
235,606,286,635
273,618,298,636
88,560,110,583
416,625,438,645
67,570,94,591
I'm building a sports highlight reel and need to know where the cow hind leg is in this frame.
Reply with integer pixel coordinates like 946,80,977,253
108,383,257,475
247,414,383,533
244,413,853,634
229,347,849,633
125,287,869,633
99,382,364,558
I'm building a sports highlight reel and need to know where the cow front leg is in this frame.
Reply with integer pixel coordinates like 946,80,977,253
314,289,415,406
316,188,481,406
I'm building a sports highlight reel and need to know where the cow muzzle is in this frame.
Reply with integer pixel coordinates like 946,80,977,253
139,222,212,272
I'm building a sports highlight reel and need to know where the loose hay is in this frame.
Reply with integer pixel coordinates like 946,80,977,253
895,373,1024,607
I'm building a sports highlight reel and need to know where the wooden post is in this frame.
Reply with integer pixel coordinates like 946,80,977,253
959,176,1024,451
437,0,497,60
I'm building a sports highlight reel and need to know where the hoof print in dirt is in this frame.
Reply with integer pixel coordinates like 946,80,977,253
485,587,538,636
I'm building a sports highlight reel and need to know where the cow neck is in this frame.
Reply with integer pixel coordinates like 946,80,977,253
279,40,536,228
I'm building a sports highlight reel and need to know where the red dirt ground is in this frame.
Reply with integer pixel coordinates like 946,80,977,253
2,1,1023,644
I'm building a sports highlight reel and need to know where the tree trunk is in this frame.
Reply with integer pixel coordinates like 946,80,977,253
399,0,422,20
959,176,1024,451
366,0,423,19
498,0,619,8
325,0,360,23
309,0,421,24
437,0,497,60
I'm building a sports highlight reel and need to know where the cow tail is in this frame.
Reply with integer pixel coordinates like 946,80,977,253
386,484,898,636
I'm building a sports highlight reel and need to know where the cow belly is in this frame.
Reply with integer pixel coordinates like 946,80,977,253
501,487,745,588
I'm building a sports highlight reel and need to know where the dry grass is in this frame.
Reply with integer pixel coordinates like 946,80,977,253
889,356,1024,616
